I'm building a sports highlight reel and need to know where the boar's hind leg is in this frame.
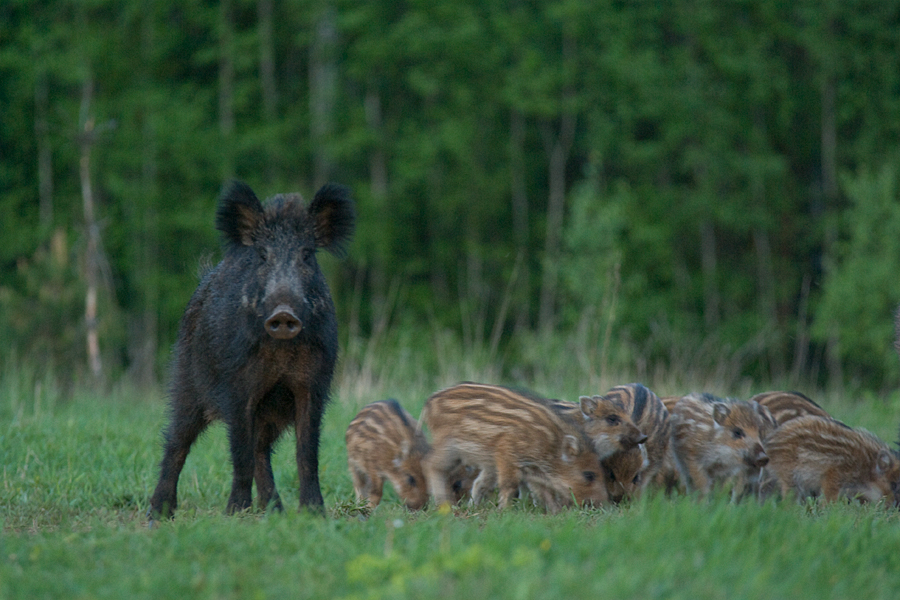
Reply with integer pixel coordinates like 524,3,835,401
423,446,457,507
149,402,210,519
470,467,497,505
495,462,521,510
254,420,284,512
349,465,371,502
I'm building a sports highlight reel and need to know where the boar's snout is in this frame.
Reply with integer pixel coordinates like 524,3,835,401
265,304,302,339
746,443,768,468
623,425,648,449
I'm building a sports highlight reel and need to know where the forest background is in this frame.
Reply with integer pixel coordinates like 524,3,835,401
2,0,900,396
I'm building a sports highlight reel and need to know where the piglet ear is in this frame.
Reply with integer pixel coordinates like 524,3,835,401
309,183,356,257
561,434,581,463
754,401,776,429
216,180,264,247
712,402,731,426
579,395,599,418
876,450,894,475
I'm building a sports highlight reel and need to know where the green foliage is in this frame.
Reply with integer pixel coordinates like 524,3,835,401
1,0,900,389
814,159,900,387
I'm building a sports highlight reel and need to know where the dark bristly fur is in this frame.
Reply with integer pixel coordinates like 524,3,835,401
345,400,429,510
148,181,355,520
766,415,900,506
422,382,608,512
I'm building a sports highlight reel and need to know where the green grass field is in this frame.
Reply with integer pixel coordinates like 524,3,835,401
3,342,900,600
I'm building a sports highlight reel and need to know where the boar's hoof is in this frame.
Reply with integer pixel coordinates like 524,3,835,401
265,305,302,339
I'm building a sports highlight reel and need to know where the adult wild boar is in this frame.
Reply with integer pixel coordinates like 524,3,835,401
148,180,354,519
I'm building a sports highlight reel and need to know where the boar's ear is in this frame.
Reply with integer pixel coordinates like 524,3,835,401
309,183,356,257
579,395,599,418
393,440,412,468
754,401,776,428
712,402,731,426
876,450,894,475
216,181,264,247
399,439,411,459
561,435,581,463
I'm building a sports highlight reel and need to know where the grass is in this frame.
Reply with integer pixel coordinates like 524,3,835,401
3,331,900,599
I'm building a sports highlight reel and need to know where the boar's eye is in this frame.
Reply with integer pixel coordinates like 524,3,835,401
632,473,642,485
605,415,621,426
583,471,597,483
732,427,745,439
301,247,315,264
407,475,417,487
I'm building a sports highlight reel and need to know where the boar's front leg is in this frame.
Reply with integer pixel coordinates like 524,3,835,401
226,410,257,514
293,384,326,512
254,420,284,512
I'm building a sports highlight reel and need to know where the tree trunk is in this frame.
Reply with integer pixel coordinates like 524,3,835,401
821,76,837,209
258,0,278,185
365,87,388,310
35,70,53,228
310,5,337,187
753,227,783,380
509,110,530,331
79,75,102,382
821,75,843,389
537,113,576,336
127,1,160,388
219,0,235,180
365,89,388,199
537,27,577,336
790,274,812,386
700,220,719,332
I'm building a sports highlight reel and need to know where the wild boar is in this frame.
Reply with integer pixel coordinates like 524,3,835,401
148,180,354,519
346,399,429,510
669,393,776,497
749,390,833,426
422,382,608,512
765,415,900,506
603,444,648,504
649,395,684,495
543,385,648,460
